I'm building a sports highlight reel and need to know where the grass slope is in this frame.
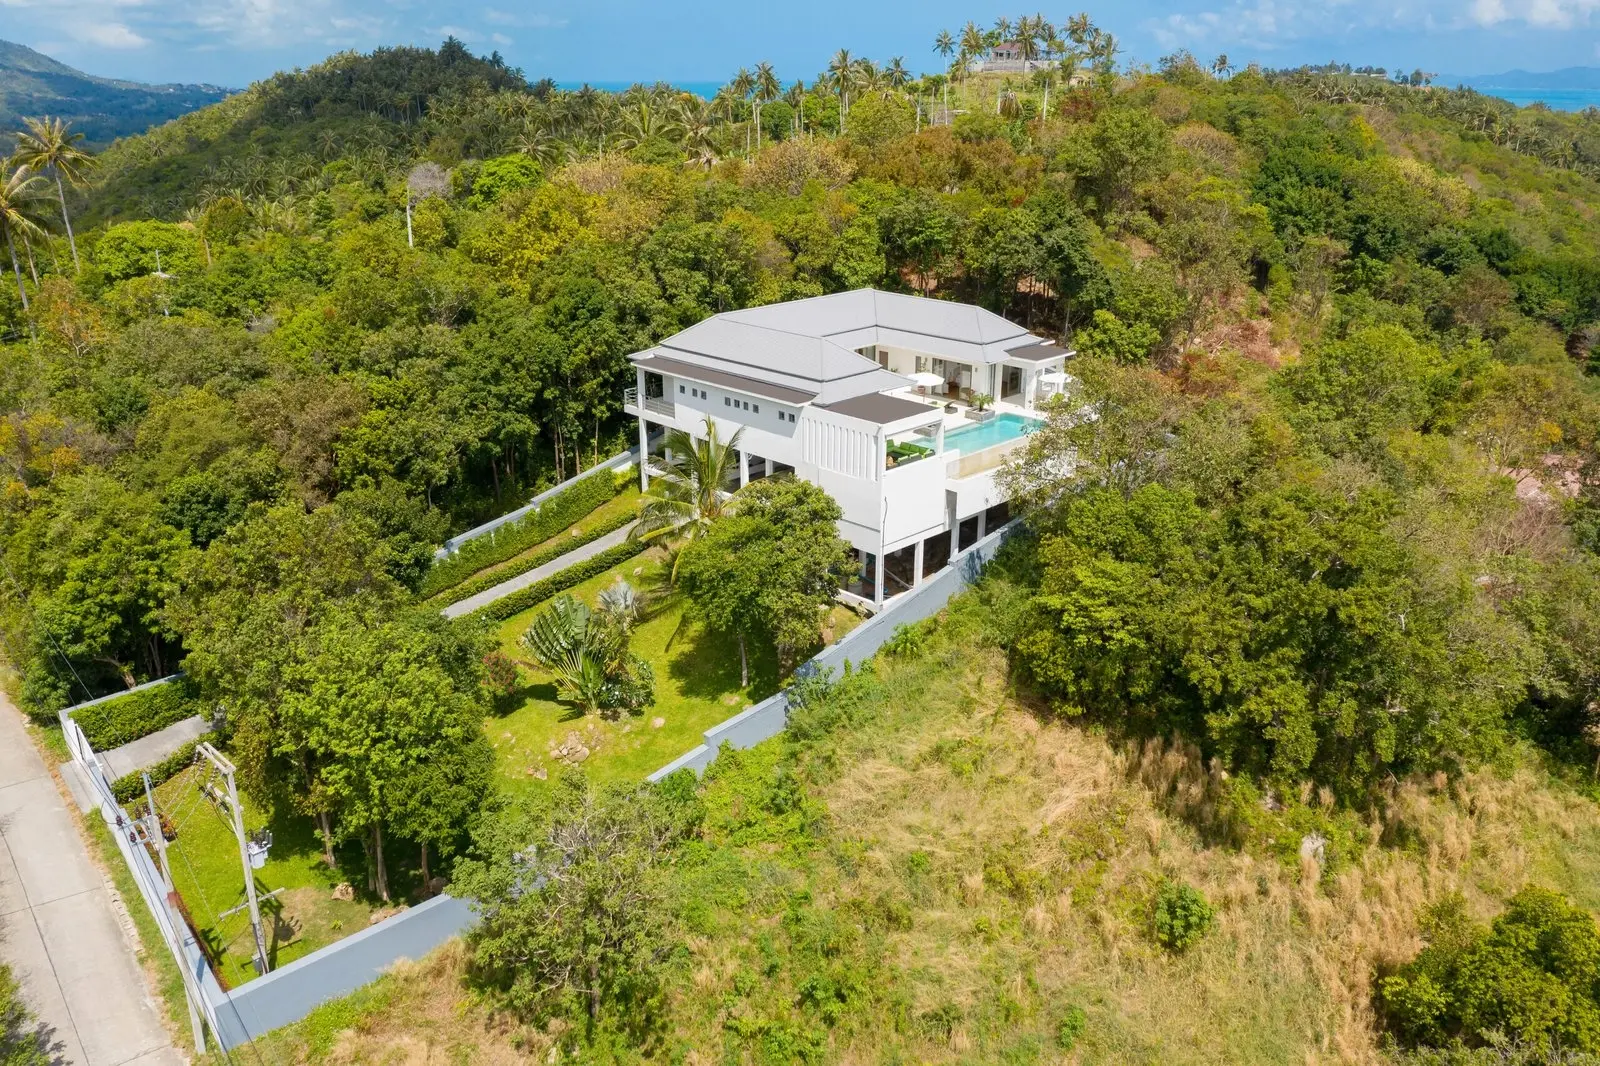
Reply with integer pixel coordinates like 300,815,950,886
240,572,1600,1064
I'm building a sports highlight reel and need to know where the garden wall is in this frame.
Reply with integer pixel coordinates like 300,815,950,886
435,445,639,558
647,522,1016,781
209,894,475,1048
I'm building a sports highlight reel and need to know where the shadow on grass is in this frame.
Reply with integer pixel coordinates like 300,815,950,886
664,621,781,703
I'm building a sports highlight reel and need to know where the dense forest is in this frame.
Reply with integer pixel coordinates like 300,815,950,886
3,16,1600,1063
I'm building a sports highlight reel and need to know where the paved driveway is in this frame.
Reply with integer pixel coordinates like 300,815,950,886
0,695,183,1066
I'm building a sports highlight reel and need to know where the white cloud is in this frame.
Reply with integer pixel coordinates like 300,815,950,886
482,8,566,29
1467,0,1600,27
74,21,150,47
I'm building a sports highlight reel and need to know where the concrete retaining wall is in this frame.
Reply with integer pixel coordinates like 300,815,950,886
648,522,1014,781
209,894,475,1048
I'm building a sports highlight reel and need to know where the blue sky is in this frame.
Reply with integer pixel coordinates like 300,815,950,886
7,0,1600,89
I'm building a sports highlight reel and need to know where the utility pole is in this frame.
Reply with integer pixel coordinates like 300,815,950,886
134,773,205,1051
196,742,270,975
141,772,172,891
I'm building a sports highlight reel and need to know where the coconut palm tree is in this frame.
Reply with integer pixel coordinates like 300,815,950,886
0,164,48,311
827,49,855,132
731,67,756,153
754,62,780,148
632,415,744,578
885,57,911,91
14,116,94,275
784,80,806,135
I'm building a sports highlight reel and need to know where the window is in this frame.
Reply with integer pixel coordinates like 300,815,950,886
787,412,797,423
752,404,759,414
724,397,731,406
678,384,685,393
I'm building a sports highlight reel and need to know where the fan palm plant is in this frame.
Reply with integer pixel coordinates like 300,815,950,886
632,415,743,576
520,594,653,717
0,165,49,311
14,116,94,275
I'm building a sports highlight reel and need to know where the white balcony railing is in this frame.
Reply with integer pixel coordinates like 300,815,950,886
623,387,675,419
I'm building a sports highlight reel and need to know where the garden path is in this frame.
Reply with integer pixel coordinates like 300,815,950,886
441,521,637,620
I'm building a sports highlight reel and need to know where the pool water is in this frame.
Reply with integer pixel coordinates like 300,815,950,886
942,412,1041,454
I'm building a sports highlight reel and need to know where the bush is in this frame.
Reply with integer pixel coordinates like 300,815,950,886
1056,1004,1087,1050
1379,889,1600,1053
72,679,203,750
1152,879,1214,952
0,961,49,1066
465,540,649,623
431,508,635,606
420,468,630,598
111,739,200,804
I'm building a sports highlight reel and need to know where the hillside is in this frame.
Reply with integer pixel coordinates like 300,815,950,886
3,30,1600,1066
0,39,229,147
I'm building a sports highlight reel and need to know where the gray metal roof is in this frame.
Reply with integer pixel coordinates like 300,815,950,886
1002,339,1073,362
639,354,818,404
819,392,943,425
628,289,1047,408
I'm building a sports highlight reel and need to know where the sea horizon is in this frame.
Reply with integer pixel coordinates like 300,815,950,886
1463,87,1600,111
556,79,721,99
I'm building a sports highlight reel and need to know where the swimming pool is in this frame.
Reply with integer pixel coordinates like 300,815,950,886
942,412,1041,454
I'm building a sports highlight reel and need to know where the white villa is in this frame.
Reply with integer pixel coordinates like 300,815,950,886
623,289,1072,609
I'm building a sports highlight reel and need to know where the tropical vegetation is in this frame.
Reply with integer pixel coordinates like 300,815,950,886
0,14,1595,1061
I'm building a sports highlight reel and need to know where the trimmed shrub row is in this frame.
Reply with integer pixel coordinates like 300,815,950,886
111,738,201,804
435,509,637,608
421,468,631,598
467,540,649,623
73,679,203,750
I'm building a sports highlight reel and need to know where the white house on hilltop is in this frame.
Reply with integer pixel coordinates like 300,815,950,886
623,289,1072,609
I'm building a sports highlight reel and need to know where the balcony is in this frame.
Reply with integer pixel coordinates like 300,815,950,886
623,386,675,419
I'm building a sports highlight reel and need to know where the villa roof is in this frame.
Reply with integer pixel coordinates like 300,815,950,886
820,392,941,425
630,290,1049,405
1002,339,1073,362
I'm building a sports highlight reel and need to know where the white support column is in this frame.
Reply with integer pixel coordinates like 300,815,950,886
638,417,649,490
874,550,886,608
976,510,987,541
913,539,925,586
739,449,749,488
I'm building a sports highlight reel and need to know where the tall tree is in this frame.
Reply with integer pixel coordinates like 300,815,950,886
676,477,854,685
14,117,94,275
0,165,48,311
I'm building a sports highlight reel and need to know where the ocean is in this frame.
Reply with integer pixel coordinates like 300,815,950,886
556,80,722,99
1455,87,1600,111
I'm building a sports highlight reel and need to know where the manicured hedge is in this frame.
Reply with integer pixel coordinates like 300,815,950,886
73,679,203,750
467,540,649,623
111,738,200,804
434,508,636,607
421,468,631,598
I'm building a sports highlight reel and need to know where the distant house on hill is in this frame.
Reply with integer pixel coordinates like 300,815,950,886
970,45,1093,83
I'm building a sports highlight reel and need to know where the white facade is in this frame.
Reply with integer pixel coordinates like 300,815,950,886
622,290,1071,608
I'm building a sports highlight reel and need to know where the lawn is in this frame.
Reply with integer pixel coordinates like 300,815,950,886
486,546,863,791
429,485,641,602
152,766,381,988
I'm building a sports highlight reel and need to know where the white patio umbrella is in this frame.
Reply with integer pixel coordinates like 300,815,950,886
909,371,945,389
1040,370,1071,384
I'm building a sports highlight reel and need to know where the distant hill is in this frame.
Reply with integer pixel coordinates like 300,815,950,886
1447,66,1600,90
0,39,230,147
